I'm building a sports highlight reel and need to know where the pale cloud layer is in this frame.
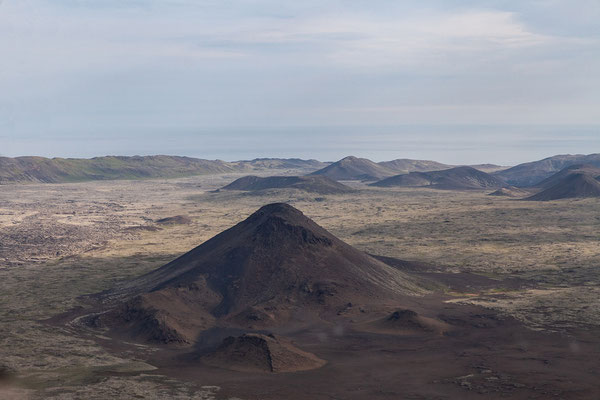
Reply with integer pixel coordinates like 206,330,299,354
1,0,599,161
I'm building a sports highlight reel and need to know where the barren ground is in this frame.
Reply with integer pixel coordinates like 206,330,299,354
0,173,599,398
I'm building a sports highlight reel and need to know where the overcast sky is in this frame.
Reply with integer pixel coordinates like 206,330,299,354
1,0,599,164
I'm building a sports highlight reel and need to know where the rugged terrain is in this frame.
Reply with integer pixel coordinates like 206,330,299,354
88,203,422,345
0,156,327,184
0,168,599,399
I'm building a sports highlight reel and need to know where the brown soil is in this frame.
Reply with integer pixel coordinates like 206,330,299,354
0,365,13,381
201,333,326,373
134,296,600,400
53,201,600,399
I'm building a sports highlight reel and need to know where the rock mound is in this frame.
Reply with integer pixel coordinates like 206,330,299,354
360,309,450,335
202,333,326,373
221,175,353,194
92,203,423,344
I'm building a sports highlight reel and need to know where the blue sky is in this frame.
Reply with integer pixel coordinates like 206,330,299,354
1,0,599,163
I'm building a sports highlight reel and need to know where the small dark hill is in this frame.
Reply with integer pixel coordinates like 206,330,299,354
359,309,450,335
202,333,326,373
156,215,193,225
535,164,600,189
92,203,422,344
494,153,600,187
221,175,353,194
310,156,395,181
371,166,506,190
488,187,531,197
525,173,600,201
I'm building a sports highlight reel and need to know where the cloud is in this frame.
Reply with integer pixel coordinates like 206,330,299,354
0,0,599,143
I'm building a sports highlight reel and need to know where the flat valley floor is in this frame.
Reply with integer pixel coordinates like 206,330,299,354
1,172,599,399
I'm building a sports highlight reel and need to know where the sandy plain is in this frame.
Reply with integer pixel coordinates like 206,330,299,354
0,171,599,398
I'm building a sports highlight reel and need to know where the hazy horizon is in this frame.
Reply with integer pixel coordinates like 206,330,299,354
2,124,599,166
2,1,599,165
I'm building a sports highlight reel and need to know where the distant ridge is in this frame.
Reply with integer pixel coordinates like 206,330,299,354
221,175,354,194
310,156,507,182
0,156,327,184
494,154,600,187
534,164,600,189
378,159,451,174
370,166,506,190
310,156,395,181
525,170,600,201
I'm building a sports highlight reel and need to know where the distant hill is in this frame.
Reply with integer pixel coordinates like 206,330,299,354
221,175,354,194
0,156,326,184
233,158,328,171
494,154,600,187
310,156,507,182
534,164,600,189
377,159,451,174
525,173,600,201
371,166,506,190
469,164,508,173
310,156,395,181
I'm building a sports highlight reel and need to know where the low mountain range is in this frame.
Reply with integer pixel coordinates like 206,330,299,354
0,156,327,184
4,153,600,191
370,166,506,190
310,156,506,182
221,175,354,194
494,153,600,187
